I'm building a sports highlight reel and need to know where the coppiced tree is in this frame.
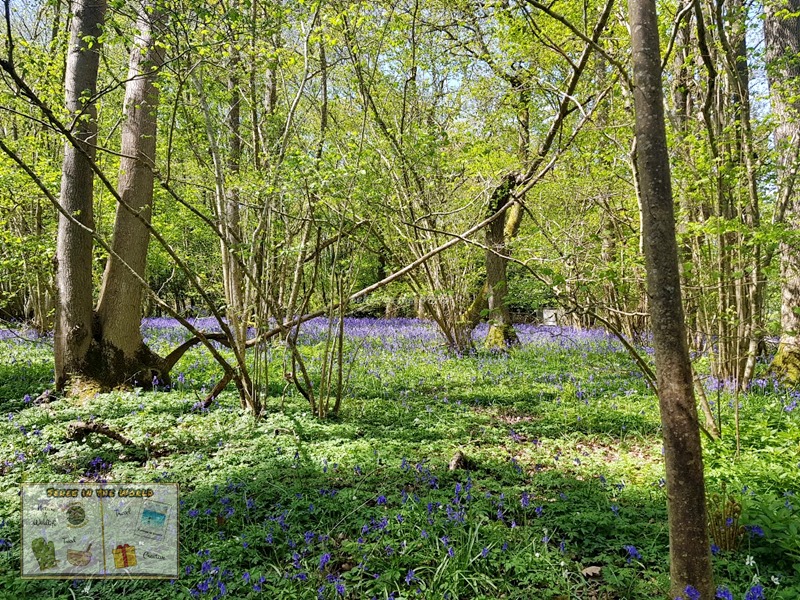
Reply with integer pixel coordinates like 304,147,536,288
52,0,107,391
92,1,166,388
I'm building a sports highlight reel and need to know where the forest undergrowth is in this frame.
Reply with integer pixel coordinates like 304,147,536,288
0,318,798,599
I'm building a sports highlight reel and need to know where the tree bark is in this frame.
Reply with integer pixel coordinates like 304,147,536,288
485,174,520,350
54,0,107,390
628,0,714,597
217,45,247,349
93,3,166,388
765,0,800,382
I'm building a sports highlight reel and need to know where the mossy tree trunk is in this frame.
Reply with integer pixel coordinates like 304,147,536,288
484,174,520,351
765,0,800,383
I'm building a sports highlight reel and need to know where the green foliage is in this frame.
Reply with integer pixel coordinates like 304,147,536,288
0,322,798,598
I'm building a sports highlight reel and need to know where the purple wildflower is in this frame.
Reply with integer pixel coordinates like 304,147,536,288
623,545,640,563
715,587,733,600
684,585,701,600
745,584,764,600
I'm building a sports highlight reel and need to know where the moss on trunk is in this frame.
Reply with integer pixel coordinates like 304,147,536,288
485,323,519,351
770,343,800,384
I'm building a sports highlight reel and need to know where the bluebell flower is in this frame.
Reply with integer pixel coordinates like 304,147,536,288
745,525,765,538
715,586,733,600
405,569,416,584
319,553,331,570
623,545,641,563
684,585,701,600
745,584,764,600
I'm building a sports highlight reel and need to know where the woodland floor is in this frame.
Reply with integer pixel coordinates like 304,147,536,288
0,318,798,599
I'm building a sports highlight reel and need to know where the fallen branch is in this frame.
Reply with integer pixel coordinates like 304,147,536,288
65,421,135,447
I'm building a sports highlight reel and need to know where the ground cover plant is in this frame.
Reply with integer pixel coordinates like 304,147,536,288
0,318,798,599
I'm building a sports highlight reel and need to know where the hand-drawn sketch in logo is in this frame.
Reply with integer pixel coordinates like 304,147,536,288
31,536,58,570
67,543,93,567
65,503,87,528
135,500,171,539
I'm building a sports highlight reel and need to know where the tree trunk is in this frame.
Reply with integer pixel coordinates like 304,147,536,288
93,3,166,388
765,0,800,382
54,0,106,391
628,0,714,597
222,56,246,347
485,174,520,350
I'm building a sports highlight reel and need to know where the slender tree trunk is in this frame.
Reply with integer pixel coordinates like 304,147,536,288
94,3,166,387
54,0,106,390
628,0,714,596
223,56,246,347
765,0,800,381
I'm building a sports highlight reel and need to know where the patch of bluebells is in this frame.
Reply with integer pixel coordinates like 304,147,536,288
82,456,112,482
31,320,791,598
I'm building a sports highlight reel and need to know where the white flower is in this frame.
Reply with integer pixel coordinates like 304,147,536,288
745,555,756,567
534,552,540,558
771,575,780,586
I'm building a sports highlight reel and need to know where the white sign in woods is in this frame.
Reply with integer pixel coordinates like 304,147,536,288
20,483,179,579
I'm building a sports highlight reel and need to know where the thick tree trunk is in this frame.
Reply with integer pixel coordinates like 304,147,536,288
628,0,714,597
54,0,107,391
485,174,519,350
94,4,166,388
765,0,800,382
